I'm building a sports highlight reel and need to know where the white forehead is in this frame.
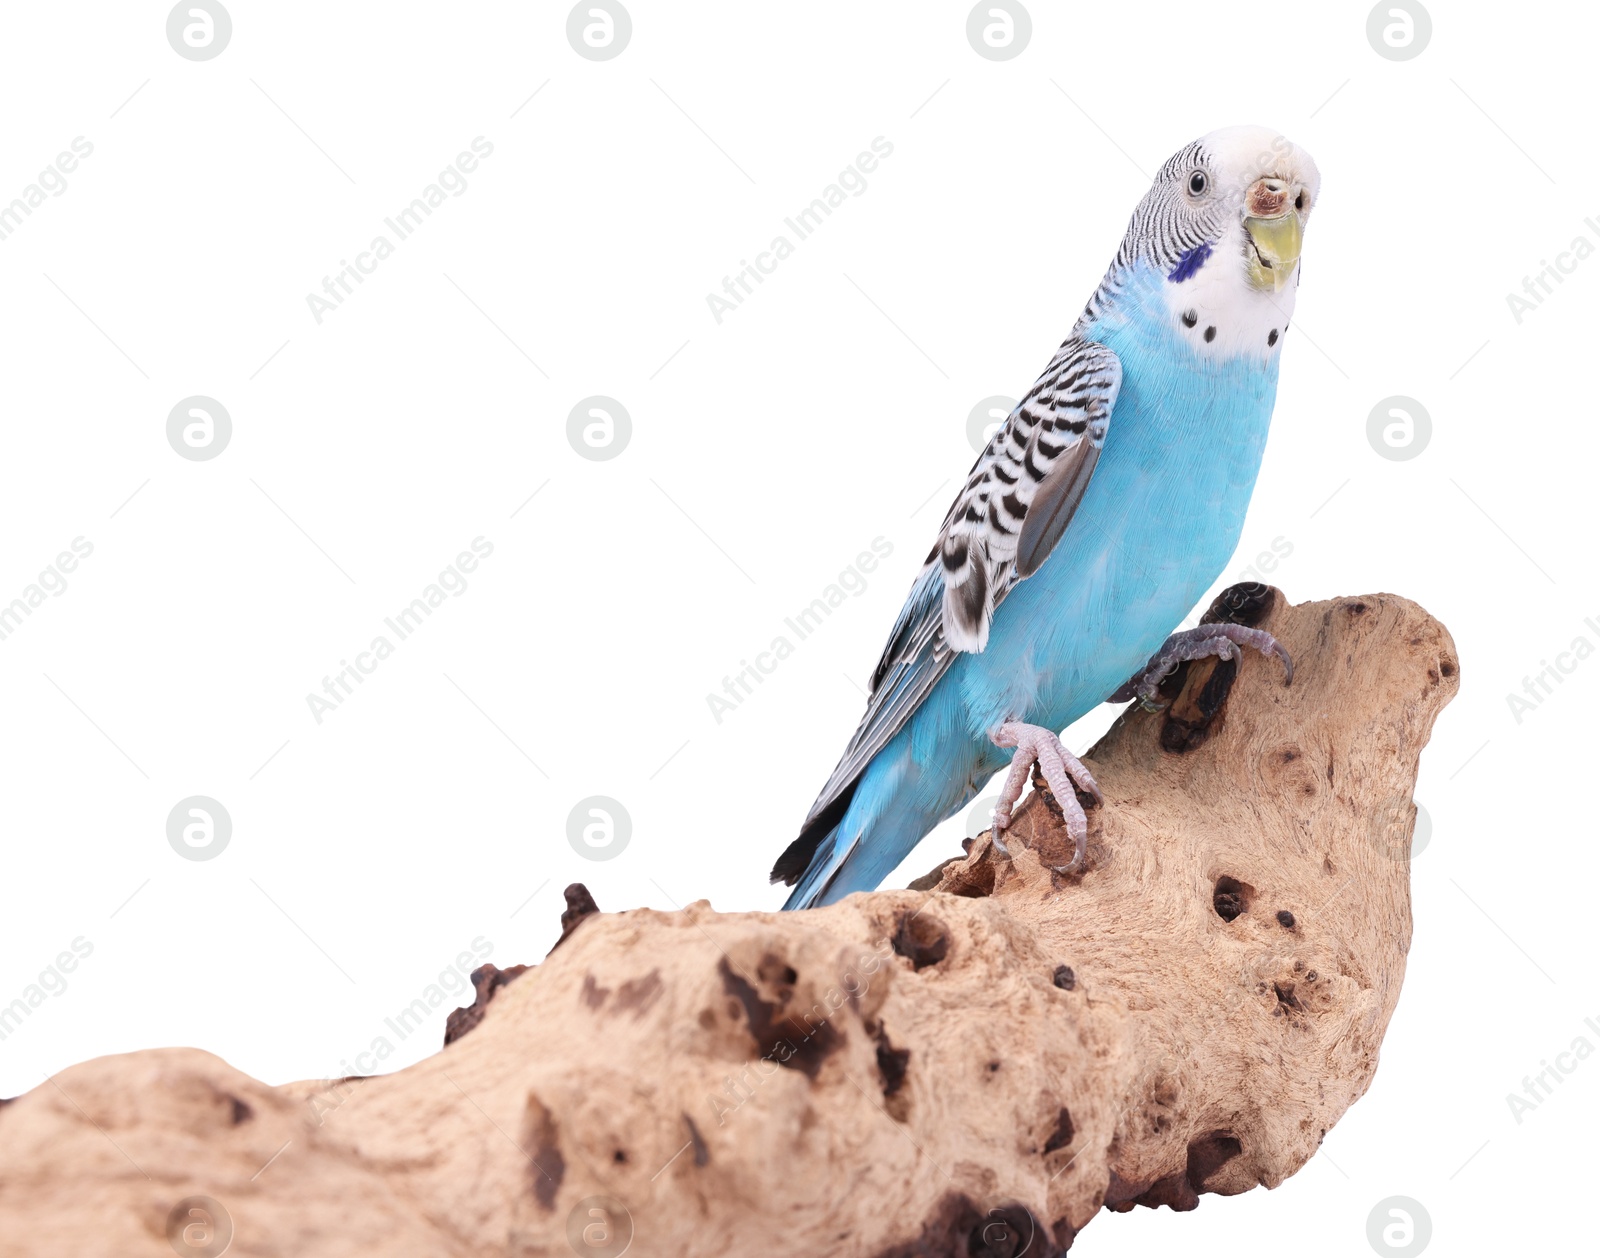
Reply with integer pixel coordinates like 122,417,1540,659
1197,125,1321,196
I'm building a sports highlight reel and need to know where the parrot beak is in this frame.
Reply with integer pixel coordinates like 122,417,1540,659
1244,212,1302,292
1241,175,1305,293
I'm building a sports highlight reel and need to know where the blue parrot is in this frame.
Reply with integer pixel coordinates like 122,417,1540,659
773,126,1318,909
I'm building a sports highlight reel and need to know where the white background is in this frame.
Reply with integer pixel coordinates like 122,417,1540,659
0,2,1595,1255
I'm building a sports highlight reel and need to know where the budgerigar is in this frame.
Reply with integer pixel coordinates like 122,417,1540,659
773,126,1319,910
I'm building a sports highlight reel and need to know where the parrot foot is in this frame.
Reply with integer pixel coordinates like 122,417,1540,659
1109,624,1293,708
989,722,1101,873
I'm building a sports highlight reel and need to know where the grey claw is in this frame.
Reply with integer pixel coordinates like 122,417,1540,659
1118,625,1291,704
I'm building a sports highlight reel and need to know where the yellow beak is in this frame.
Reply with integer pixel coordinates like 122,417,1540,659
1244,212,1303,292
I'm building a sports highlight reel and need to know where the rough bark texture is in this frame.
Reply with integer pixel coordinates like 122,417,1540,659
0,589,1457,1257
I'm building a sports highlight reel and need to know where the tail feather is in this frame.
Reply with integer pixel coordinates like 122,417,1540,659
780,825,862,911
770,778,858,888
780,722,983,911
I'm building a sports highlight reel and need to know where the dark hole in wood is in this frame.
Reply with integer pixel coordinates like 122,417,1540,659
1203,582,1275,628
893,912,950,970
1213,876,1251,922
876,1034,911,1098
1043,1107,1075,1154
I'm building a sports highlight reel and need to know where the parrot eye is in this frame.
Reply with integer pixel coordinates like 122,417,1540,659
1187,170,1208,197
1295,191,1306,211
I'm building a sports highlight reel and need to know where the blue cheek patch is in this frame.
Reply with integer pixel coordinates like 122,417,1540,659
1167,242,1213,283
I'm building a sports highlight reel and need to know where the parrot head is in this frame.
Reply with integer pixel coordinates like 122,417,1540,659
1089,125,1320,356
1184,124,1320,294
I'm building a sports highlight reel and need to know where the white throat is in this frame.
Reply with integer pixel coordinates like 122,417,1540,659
1159,224,1299,363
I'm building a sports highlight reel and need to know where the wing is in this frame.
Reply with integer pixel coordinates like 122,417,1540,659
938,338,1121,647
772,337,1121,885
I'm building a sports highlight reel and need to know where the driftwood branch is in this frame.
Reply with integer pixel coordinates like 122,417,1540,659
0,588,1457,1257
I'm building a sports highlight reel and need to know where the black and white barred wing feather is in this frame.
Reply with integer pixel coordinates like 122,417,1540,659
772,337,1121,885
938,337,1121,649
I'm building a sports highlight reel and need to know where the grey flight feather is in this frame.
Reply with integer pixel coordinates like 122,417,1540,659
1016,437,1100,578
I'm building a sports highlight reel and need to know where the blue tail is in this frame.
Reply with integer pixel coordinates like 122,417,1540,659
779,741,975,910
780,821,854,910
